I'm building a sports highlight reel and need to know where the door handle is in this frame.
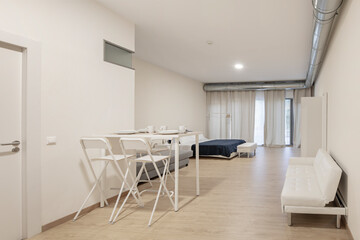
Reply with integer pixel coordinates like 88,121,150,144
1,141,20,152
1,140,20,146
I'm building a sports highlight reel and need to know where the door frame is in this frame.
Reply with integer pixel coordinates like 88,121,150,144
0,30,41,238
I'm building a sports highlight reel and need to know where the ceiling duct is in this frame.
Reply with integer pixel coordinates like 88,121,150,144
305,0,343,87
203,81,306,92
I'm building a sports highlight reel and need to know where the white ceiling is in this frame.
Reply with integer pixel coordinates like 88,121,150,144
98,0,314,83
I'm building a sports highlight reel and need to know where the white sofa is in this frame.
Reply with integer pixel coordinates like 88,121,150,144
281,149,346,228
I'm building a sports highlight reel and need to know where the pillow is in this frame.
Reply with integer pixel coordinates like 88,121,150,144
198,134,208,142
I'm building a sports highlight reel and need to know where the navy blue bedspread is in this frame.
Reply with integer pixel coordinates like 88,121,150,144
191,139,246,157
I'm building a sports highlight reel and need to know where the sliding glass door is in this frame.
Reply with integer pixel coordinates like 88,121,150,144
254,91,265,145
208,91,295,146
285,98,293,146
253,94,293,146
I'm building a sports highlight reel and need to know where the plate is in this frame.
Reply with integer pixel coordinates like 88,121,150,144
157,130,179,135
114,130,137,135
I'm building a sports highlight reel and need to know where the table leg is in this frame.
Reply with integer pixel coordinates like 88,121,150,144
174,138,179,212
196,134,200,196
100,159,106,207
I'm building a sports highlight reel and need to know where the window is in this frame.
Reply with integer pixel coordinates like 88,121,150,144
254,91,265,145
253,93,293,146
103,40,133,69
285,98,293,145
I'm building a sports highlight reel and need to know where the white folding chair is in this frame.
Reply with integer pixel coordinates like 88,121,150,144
110,137,175,226
73,137,143,221
153,139,175,184
137,139,175,187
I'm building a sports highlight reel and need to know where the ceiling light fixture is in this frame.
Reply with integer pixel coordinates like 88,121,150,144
234,63,244,70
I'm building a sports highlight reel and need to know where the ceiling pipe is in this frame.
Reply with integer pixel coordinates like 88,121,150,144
305,0,343,87
203,81,306,91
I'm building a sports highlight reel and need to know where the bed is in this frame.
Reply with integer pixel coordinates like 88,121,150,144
179,134,246,159
191,139,246,159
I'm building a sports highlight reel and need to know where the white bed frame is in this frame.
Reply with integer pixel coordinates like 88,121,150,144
199,152,238,160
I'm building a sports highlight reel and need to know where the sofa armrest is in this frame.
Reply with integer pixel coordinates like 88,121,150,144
288,157,315,165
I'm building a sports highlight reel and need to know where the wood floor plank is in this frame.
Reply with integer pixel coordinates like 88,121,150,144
30,147,352,240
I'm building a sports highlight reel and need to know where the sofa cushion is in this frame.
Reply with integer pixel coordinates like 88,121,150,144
313,149,342,204
139,158,189,180
288,157,315,166
136,149,193,173
281,165,325,208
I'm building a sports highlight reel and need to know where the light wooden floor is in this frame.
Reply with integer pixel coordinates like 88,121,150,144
30,147,352,240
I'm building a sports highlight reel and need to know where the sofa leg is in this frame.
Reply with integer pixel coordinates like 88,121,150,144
287,213,292,226
336,215,341,229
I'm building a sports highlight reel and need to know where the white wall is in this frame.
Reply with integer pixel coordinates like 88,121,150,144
0,0,135,225
134,58,206,134
314,0,360,238
300,97,323,157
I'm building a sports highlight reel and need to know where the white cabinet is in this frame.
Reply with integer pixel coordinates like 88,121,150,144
301,96,327,157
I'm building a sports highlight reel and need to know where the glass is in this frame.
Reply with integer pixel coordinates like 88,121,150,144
254,91,265,145
285,99,292,145
104,41,133,69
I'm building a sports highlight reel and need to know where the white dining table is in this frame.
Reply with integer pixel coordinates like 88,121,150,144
96,131,201,212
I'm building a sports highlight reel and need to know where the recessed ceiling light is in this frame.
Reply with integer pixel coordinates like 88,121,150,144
234,63,244,70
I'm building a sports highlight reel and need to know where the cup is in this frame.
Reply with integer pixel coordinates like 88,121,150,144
179,125,186,133
147,125,155,134
159,125,167,131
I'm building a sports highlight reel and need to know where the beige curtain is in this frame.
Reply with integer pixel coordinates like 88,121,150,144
293,88,312,148
264,90,285,147
206,91,256,141
206,92,231,139
230,91,256,141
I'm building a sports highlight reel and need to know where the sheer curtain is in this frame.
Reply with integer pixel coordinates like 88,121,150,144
230,91,256,141
206,92,231,139
254,91,265,145
293,88,312,148
207,91,256,141
264,90,285,147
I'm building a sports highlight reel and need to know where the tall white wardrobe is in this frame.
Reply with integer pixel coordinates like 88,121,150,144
300,95,327,157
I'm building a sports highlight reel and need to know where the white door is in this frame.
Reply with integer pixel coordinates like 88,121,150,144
0,46,23,239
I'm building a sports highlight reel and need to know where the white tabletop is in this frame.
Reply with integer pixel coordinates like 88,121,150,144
95,131,202,140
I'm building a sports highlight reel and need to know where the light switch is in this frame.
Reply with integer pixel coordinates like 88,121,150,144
47,136,57,145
